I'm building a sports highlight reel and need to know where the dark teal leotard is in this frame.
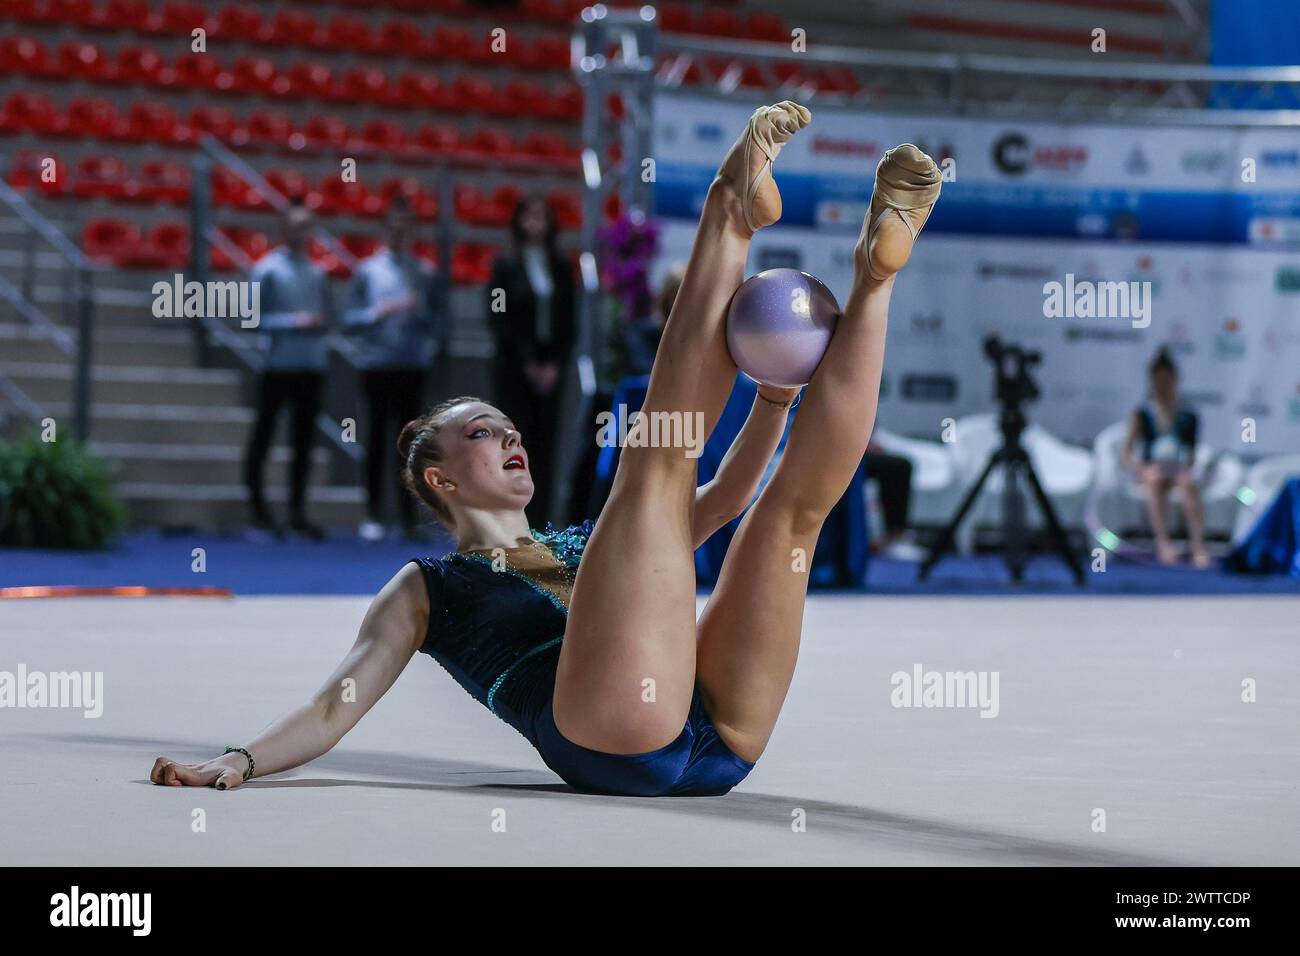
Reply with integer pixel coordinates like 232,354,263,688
407,520,755,797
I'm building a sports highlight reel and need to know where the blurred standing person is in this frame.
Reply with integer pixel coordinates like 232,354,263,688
244,200,332,540
1122,348,1210,568
486,195,575,526
342,195,445,541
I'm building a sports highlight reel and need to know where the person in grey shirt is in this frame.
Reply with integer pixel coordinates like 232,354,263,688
341,194,446,540
243,200,332,540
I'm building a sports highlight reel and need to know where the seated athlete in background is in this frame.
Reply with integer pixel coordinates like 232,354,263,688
150,102,942,796
1122,348,1210,569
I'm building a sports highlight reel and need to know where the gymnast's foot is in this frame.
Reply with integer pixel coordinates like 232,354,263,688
714,100,812,234
855,143,942,281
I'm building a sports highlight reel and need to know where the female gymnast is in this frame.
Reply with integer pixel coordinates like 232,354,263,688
150,102,941,797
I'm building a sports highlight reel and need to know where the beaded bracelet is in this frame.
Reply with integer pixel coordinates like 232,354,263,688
223,746,255,781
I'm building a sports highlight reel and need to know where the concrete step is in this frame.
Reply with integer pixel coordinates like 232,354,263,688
44,401,254,445
0,361,243,406
117,481,366,533
90,440,335,486
0,322,195,366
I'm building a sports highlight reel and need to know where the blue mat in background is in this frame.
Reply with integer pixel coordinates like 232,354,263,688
2,532,1296,597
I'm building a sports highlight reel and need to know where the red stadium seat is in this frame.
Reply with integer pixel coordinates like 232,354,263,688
321,14,374,54
376,19,427,57
302,114,351,152
171,52,233,93
57,41,109,82
429,25,473,63
412,123,459,157
95,0,150,33
56,97,122,139
452,243,497,285
340,234,380,260
232,56,279,97
359,119,407,155
308,239,351,280
460,127,518,164
128,159,191,204
147,1,209,37
120,100,181,144
0,92,58,135
316,175,382,218
246,109,294,149
124,221,189,269
265,9,320,49
211,226,269,272
262,168,315,206
212,4,264,44
490,81,545,119
538,82,582,122
658,3,698,35
393,71,445,111
73,154,129,200
380,177,438,219
521,131,579,168
6,150,67,199
109,45,167,86
548,189,581,229
285,61,333,101
447,75,494,114
83,217,141,265
2,36,55,79
744,11,788,42
188,105,246,146
699,8,743,39
212,166,254,209
332,66,391,107
483,184,522,227
525,34,570,72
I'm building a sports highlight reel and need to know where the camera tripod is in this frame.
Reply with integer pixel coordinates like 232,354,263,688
918,404,1085,585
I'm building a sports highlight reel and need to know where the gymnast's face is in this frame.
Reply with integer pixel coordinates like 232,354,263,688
424,402,533,517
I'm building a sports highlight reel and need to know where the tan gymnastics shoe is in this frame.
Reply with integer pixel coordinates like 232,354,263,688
716,100,812,233
855,143,942,281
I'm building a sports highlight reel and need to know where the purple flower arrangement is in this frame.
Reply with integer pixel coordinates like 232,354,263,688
597,209,661,325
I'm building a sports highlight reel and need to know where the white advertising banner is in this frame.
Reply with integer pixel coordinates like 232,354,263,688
651,93,1300,456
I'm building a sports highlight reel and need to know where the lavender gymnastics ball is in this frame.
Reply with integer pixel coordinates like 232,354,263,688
725,268,840,388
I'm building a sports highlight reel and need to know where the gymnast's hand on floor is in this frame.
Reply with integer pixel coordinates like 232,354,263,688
149,753,246,790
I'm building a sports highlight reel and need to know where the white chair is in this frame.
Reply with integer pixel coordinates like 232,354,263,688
1232,454,1300,544
1089,418,1246,542
868,427,963,528
946,413,1095,553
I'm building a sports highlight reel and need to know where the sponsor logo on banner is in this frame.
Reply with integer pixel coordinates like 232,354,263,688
1276,266,1300,293
1063,326,1144,343
1214,318,1247,360
1181,149,1228,174
977,261,1054,281
756,247,802,270
1129,255,1163,298
992,132,1087,176
1239,384,1272,419
809,136,880,158
1250,218,1300,243
900,373,958,402
692,122,725,145
1166,319,1196,356
909,311,945,338
1124,145,1151,176
1184,389,1225,408
1260,149,1300,169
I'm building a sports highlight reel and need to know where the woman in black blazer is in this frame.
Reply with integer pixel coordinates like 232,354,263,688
486,195,576,526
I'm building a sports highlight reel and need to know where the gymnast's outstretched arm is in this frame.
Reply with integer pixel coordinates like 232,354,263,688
692,384,800,549
149,565,429,790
